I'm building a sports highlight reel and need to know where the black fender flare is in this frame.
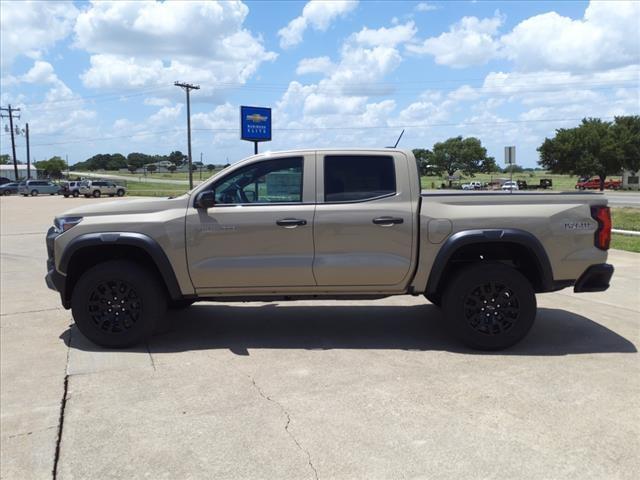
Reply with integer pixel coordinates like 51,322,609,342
425,228,554,296
59,232,182,300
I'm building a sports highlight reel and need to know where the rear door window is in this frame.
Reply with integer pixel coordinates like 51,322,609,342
324,155,396,202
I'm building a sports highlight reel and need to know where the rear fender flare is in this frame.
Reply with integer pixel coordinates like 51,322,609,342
425,229,554,296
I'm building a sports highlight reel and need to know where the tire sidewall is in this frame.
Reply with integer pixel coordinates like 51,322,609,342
71,260,166,348
93,190,100,197
442,263,537,350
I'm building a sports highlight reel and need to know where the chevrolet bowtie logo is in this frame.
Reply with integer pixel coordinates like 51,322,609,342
246,113,268,122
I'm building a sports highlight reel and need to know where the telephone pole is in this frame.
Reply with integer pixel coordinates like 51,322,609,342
174,82,200,189
25,123,31,179
1,104,20,180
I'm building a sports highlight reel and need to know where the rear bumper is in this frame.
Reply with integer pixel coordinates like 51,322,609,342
574,263,614,293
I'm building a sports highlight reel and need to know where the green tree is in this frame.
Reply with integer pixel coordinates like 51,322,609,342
127,164,137,174
168,150,186,166
146,164,157,173
35,156,67,179
206,164,215,172
168,164,177,173
503,164,524,174
0,154,10,165
412,148,434,176
612,115,640,173
430,136,492,186
538,117,627,191
127,152,153,169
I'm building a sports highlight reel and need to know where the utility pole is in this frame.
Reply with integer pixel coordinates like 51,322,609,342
174,82,200,189
1,104,20,180
200,152,203,180
25,123,31,179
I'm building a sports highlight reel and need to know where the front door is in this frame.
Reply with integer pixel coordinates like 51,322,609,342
312,152,415,287
185,155,316,290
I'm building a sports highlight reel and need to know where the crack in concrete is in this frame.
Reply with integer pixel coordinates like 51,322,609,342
249,376,318,480
7,425,57,439
52,329,72,479
146,342,156,371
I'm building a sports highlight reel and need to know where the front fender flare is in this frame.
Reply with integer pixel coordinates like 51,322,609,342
59,232,182,300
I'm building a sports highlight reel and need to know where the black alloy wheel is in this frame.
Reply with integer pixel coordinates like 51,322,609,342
442,262,536,350
71,260,166,347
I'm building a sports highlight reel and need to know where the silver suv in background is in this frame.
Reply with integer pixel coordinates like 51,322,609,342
78,180,126,198
18,180,61,196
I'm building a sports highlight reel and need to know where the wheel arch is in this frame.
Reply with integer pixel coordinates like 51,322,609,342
425,229,555,301
59,232,182,306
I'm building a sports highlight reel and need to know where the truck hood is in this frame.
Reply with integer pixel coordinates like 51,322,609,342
58,194,191,218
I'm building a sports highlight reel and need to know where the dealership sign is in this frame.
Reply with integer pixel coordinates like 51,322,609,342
240,106,272,142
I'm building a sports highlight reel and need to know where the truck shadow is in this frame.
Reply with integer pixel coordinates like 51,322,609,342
63,304,637,356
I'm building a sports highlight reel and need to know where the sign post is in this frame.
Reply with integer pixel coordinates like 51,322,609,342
240,106,271,154
504,146,516,191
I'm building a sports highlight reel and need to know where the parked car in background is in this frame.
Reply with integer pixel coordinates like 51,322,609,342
0,177,11,186
501,180,519,191
18,180,61,196
576,177,622,190
61,181,81,198
0,182,20,195
78,180,126,198
517,179,553,190
462,181,483,190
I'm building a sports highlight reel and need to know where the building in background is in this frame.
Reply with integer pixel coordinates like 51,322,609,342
0,164,39,181
622,169,639,191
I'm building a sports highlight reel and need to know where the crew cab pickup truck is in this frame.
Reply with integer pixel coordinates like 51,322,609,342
45,149,614,350
576,177,622,190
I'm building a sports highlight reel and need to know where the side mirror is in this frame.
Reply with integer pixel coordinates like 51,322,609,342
195,191,215,209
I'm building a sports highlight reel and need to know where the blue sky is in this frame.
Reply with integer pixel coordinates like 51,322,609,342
1,0,638,167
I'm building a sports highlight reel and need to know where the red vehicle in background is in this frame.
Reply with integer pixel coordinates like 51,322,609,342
575,177,622,190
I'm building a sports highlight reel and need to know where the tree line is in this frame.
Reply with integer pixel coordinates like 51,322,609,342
72,150,188,171
412,115,639,190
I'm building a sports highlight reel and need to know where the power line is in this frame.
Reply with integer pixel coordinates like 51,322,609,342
0,104,21,179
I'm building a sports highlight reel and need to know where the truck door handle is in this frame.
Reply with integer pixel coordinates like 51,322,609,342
372,216,404,226
276,218,307,228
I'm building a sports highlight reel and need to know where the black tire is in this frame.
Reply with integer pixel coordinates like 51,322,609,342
30,189,38,196
116,189,125,197
93,190,101,198
71,260,167,348
442,263,536,350
3,190,11,196
73,191,79,197
169,299,196,309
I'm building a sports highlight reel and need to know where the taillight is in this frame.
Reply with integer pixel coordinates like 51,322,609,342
591,206,611,250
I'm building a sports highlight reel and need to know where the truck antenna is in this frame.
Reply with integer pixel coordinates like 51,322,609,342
386,129,405,148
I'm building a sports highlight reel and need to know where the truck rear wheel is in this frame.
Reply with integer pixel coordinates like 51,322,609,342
442,263,536,350
71,260,167,348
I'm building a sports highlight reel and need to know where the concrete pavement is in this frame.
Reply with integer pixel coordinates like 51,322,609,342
1,195,639,479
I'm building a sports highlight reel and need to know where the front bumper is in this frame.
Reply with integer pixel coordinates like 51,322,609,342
574,263,614,293
45,226,69,308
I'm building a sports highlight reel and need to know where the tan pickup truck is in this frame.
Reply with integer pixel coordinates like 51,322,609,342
45,149,613,350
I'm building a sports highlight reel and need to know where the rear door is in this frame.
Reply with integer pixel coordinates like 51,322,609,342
312,152,415,287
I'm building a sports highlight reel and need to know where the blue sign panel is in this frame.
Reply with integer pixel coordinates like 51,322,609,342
240,106,272,142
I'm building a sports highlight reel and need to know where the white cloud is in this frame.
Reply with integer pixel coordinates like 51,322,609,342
500,1,640,71
278,0,358,48
21,61,58,84
351,21,417,47
296,56,335,75
75,1,276,91
407,13,504,68
415,2,438,12
0,1,78,68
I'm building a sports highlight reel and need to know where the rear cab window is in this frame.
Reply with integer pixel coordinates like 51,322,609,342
323,155,396,202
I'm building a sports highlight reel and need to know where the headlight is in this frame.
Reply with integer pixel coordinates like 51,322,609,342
54,216,83,233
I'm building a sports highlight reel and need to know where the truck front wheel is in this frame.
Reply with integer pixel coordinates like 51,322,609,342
442,263,536,350
71,260,167,348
